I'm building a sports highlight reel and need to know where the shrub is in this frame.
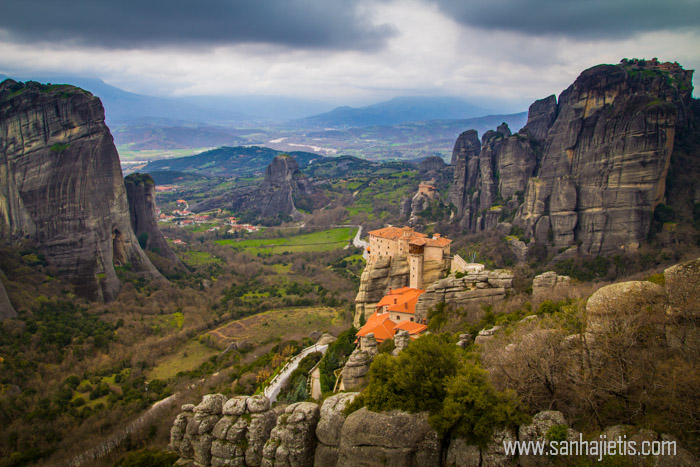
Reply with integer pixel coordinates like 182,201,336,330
360,334,528,444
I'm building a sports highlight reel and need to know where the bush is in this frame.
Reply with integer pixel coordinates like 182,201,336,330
360,334,528,444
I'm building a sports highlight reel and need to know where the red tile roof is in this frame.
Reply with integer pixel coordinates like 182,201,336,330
368,226,452,248
375,287,425,315
395,321,428,336
368,226,427,241
356,312,397,342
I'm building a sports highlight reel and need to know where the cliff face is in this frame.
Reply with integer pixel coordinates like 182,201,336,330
353,256,448,326
0,268,16,320
192,154,314,221
125,173,185,272
0,79,161,301
450,59,694,255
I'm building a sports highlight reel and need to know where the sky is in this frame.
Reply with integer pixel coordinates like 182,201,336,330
1,0,699,111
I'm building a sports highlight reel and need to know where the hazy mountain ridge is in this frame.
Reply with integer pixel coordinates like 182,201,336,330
298,96,491,127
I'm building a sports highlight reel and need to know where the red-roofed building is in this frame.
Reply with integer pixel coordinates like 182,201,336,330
356,287,428,344
375,287,425,323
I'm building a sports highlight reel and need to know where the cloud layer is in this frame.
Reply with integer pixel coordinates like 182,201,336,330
433,0,700,39
0,0,395,50
0,0,698,108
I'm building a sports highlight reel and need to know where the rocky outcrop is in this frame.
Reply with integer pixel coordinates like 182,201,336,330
448,130,481,228
664,257,700,317
171,389,700,467
354,256,409,326
314,392,359,466
262,402,320,467
354,255,448,326
192,154,314,221
0,268,16,320
532,271,571,297
449,60,694,256
124,173,185,272
414,269,514,321
0,79,161,301
170,394,280,467
392,329,410,356
337,408,441,467
585,280,667,332
340,334,377,391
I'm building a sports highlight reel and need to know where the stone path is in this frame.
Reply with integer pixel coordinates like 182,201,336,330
264,343,329,403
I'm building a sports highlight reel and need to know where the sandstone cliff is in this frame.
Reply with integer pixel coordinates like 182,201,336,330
449,59,694,256
414,268,514,321
0,79,162,301
124,173,185,272
192,154,314,221
353,255,448,326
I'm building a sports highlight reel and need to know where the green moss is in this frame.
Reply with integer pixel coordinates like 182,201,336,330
50,143,70,153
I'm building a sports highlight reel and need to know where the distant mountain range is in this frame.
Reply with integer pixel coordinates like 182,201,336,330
0,74,334,124
298,96,491,127
141,146,329,178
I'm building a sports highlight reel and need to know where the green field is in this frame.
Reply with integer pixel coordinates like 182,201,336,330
148,339,220,380
216,227,357,254
181,251,221,266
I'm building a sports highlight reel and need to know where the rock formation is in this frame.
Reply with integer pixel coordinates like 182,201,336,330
124,173,185,271
170,382,700,467
449,59,694,256
337,408,441,466
262,402,320,467
192,154,314,221
314,393,359,466
340,334,377,391
354,255,448,326
0,268,16,320
414,269,514,321
0,79,161,301
532,271,571,297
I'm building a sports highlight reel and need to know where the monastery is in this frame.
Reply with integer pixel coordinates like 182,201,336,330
367,226,451,289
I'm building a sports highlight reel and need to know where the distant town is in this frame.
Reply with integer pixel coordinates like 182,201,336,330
157,199,260,245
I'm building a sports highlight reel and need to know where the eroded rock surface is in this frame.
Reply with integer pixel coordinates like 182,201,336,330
337,408,441,467
449,60,694,256
414,269,513,321
124,173,185,272
0,79,161,301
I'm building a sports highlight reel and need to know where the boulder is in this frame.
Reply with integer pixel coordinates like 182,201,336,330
586,281,667,332
475,326,502,345
664,257,700,317
262,402,320,467
445,437,481,466
195,394,228,415
223,397,248,416
314,393,359,466
392,330,410,356
337,408,441,467
246,395,271,414
532,271,570,296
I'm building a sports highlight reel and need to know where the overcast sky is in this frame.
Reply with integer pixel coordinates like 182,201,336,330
1,0,698,110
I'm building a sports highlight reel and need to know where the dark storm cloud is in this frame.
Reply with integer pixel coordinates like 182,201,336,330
432,0,700,39
0,0,395,51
